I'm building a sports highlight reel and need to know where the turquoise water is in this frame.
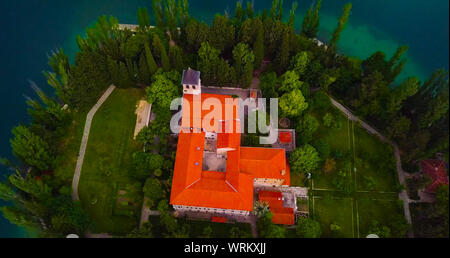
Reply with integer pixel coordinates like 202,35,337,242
0,0,448,237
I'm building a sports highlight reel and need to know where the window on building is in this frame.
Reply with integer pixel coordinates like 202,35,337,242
186,85,190,89
192,85,196,89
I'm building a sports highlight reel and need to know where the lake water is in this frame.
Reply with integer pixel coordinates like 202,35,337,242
0,0,448,237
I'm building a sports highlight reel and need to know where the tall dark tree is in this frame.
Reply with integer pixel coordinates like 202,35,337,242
43,49,71,105
288,2,298,28
209,14,235,52
10,125,53,171
169,45,184,72
301,0,322,38
138,52,151,84
274,27,290,74
233,43,254,88
145,43,158,76
329,3,352,52
153,34,171,71
153,0,165,28
137,7,151,28
238,19,253,45
197,42,221,84
253,18,265,69
183,19,209,52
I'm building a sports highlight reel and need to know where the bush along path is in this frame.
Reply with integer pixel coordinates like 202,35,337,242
72,85,116,201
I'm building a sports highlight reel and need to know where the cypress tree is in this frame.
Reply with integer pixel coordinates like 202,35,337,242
329,3,352,51
235,1,245,24
253,18,264,69
301,0,322,38
270,0,279,20
153,0,165,28
277,0,284,21
160,45,171,72
153,35,170,71
145,43,158,76
107,56,120,85
138,52,151,84
169,45,184,72
118,61,132,87
274,27,290,74
246,1,254,19
288,2,298,28
232,43,254,88
137,8,151,28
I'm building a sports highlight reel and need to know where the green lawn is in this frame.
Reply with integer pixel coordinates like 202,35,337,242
313,196,354,238
312,111,351,190
78,88,145,234
357,198,403,237
354,126,398,192
291,172,307,187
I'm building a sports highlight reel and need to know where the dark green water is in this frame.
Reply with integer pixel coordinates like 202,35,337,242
0,0,448,237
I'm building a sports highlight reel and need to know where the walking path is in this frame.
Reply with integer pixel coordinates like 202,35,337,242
329,95,414,238
139,197,162,228
72,85,116,201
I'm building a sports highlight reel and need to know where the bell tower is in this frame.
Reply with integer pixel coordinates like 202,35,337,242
182,68,201,95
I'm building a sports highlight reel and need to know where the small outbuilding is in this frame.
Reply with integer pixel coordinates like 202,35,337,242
420,159,449,193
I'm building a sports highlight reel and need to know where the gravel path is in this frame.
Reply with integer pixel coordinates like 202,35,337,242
72,85,116,201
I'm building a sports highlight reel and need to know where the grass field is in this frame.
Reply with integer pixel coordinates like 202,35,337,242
354,126,398,192
304,102,406,238
313,196,354,238
78,88,145,234
357,199,403,237
291,172,307,187
312,111,351,190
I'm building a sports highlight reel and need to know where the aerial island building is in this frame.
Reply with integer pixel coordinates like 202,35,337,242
170,68,295,225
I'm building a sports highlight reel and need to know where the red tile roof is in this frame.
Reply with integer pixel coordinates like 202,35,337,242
259,190,295,225
170,92,290,213
240,147,290,185
211,216,227,223
181,93,240,133
421,160,448,193
279,132,292,144
271,208,295,225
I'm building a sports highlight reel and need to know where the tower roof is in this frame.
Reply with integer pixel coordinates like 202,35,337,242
182,68,201,85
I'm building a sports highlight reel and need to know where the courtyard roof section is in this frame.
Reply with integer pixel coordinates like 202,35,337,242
240,147,290,185
182,68,201,85
181,93,240,133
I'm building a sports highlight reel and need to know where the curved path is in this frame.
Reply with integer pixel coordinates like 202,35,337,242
329,96,414,238
72,85,116,201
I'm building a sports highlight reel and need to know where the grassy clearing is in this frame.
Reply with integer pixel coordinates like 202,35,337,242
312,112,351,190
313,196,354,238
354,126,398,192
357,198,402,237
78,88,145,234
291,172,307,187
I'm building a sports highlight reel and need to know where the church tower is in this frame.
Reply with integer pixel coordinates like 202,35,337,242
182,68,201,95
